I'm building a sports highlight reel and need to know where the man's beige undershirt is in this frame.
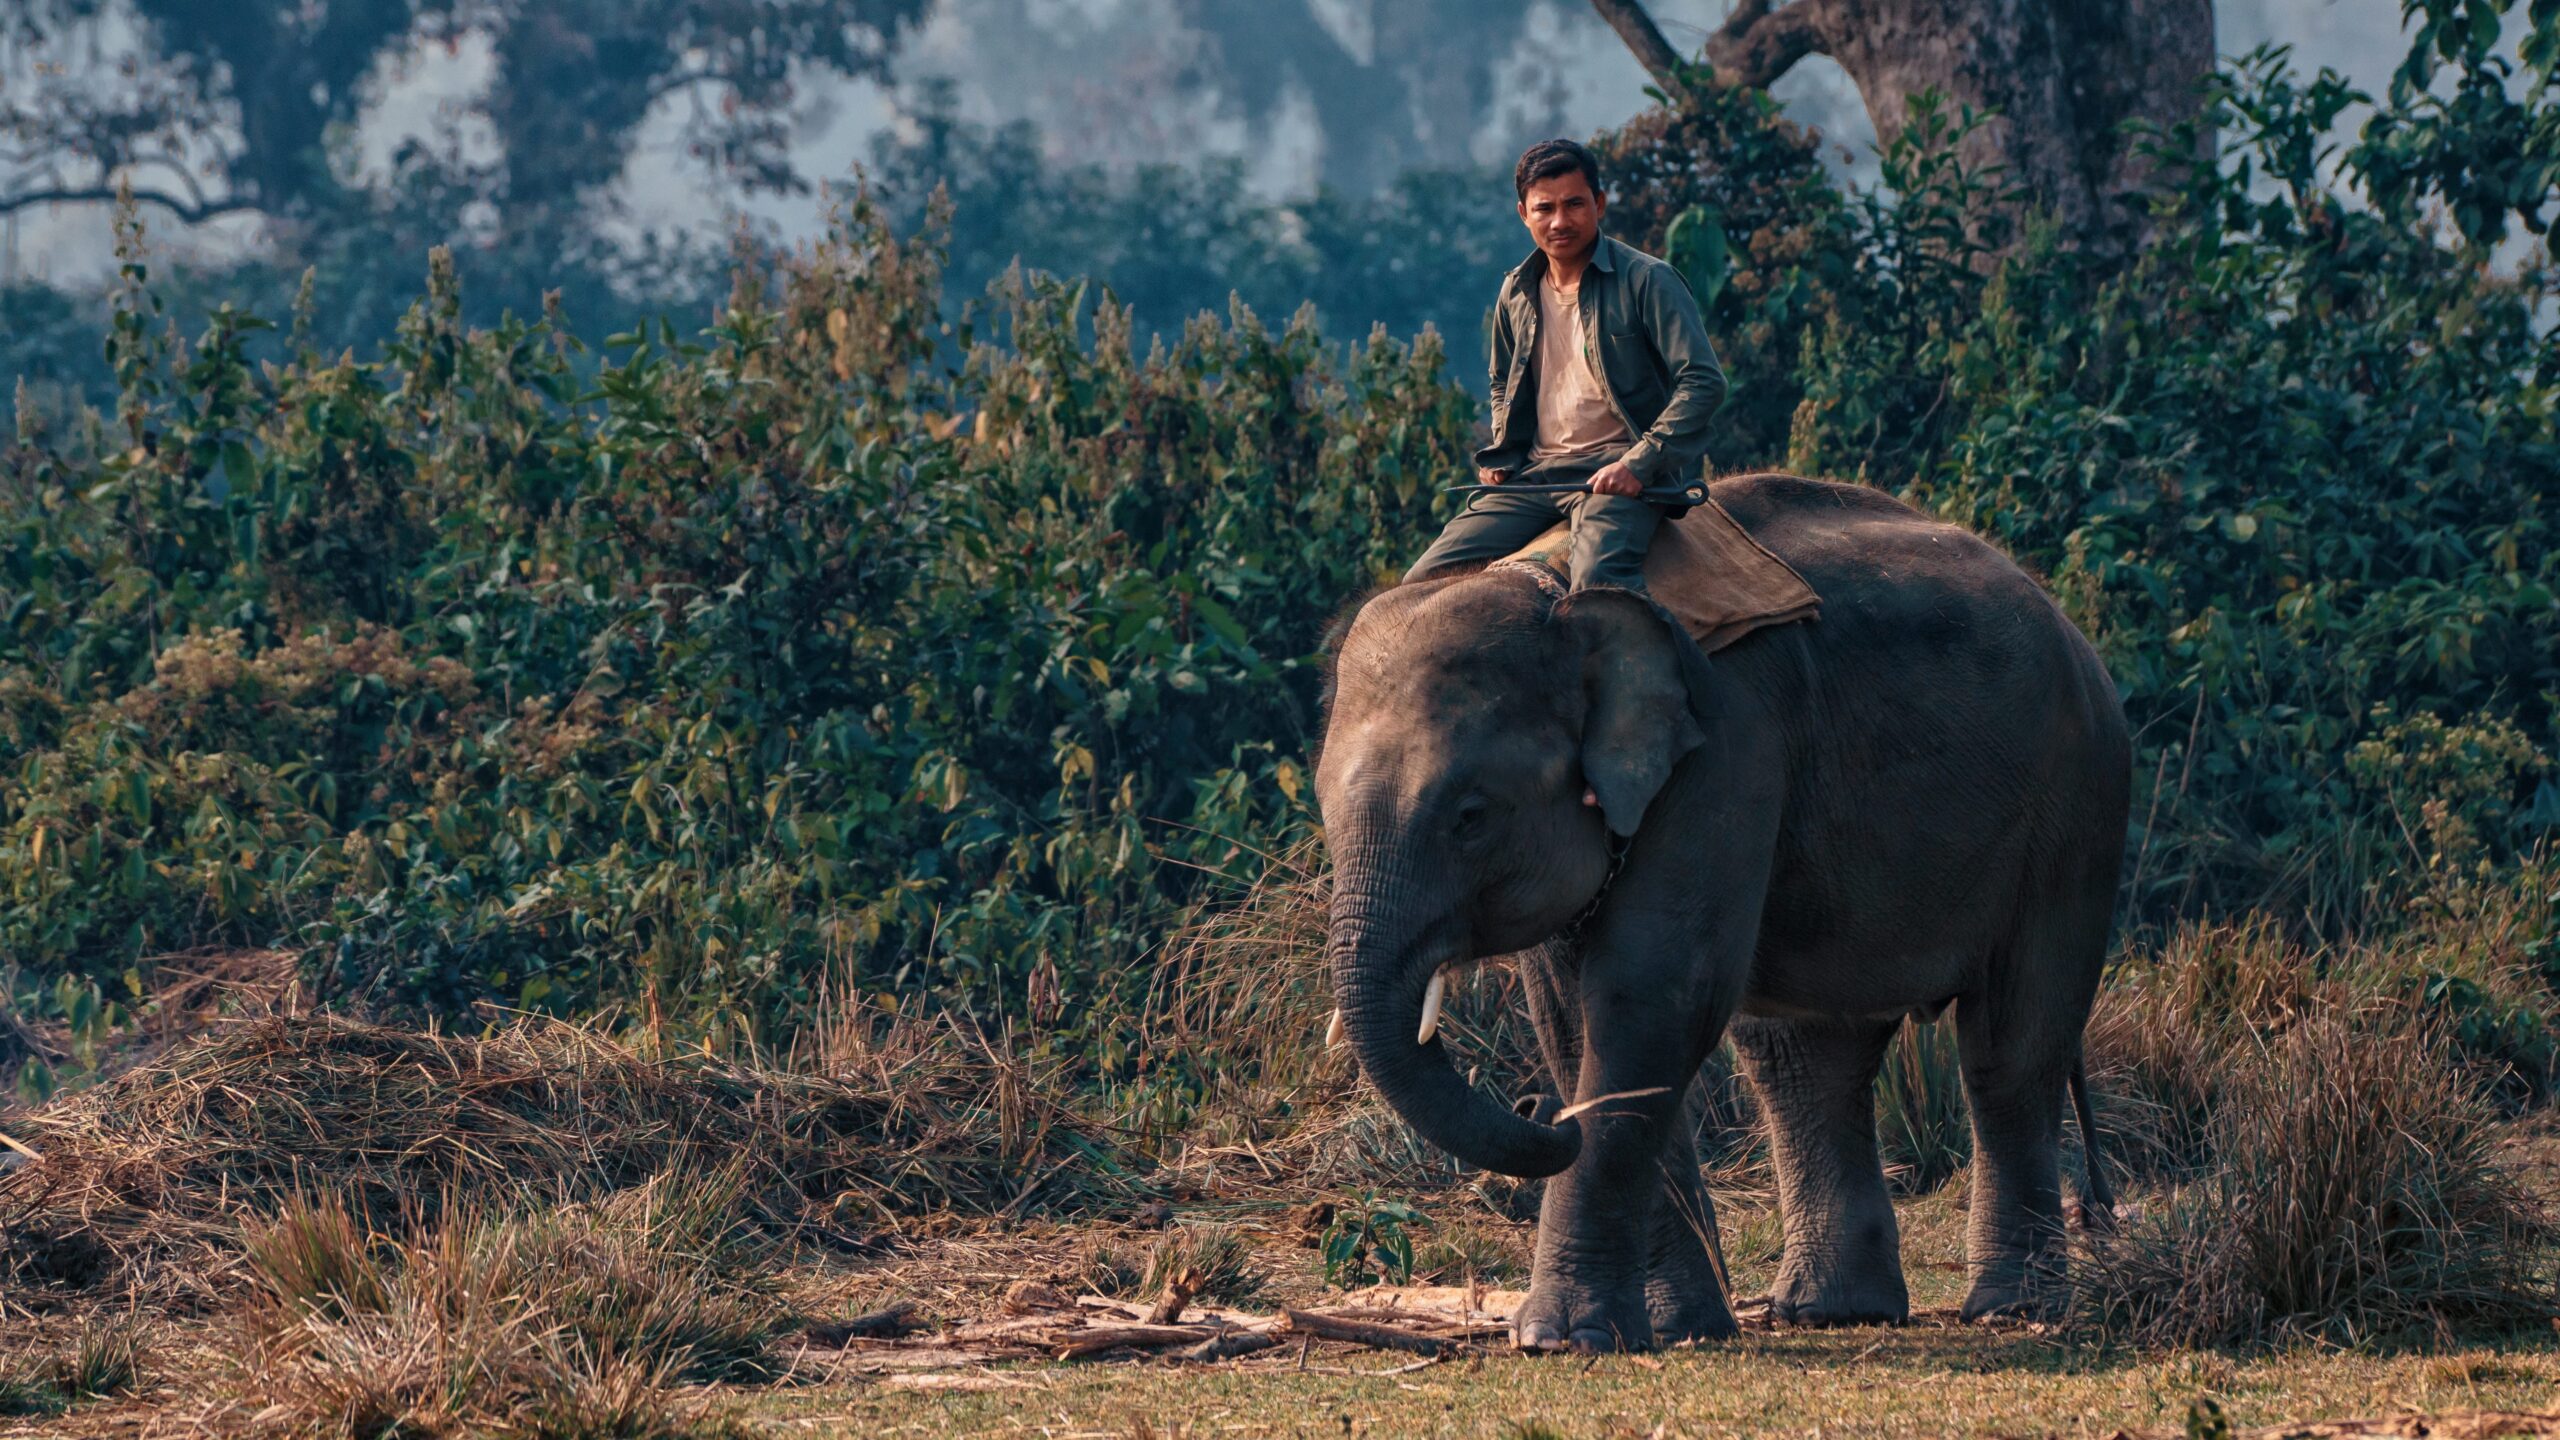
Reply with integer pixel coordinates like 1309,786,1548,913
1529,273,1631,463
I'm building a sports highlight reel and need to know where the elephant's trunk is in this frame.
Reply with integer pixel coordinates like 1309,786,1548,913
1329,844,1581,1180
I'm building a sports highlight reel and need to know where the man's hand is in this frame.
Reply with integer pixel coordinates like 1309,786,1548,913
1476,466,1511,486
1589,460,1642,497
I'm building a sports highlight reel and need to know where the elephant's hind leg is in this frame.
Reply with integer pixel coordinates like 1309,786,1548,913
1732,1014,1911,1327
1953,911,2105,1322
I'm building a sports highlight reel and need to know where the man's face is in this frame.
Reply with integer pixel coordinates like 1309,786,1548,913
1517,171,1605,265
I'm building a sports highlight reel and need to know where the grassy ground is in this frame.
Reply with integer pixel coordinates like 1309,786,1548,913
16,1178,2557,1439
721,1188,2560,1440
743,1328,2560,1440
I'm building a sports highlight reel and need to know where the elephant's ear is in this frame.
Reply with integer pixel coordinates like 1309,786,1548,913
1564,590,1706,838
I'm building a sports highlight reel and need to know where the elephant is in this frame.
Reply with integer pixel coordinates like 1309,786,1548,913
1315,472,2130,1353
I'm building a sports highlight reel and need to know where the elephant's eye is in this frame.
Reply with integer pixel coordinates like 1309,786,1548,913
1450,793,1490,839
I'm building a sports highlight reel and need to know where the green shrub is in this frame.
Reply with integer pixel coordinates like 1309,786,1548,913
1319,1191,1424,1288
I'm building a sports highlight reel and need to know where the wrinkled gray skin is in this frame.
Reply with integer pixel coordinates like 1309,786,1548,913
1318,474,2130,1353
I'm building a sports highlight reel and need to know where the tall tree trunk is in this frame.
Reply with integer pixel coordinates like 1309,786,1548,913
1596,0,2216,255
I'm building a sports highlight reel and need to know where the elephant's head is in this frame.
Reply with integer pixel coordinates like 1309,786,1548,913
1315,575,1707,1177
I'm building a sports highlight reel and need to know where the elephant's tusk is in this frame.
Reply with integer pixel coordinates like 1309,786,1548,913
1326,1007,1346,1049
1418,970,1448,1046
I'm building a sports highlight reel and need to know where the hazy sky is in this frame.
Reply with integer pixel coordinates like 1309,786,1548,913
0,0,2429,288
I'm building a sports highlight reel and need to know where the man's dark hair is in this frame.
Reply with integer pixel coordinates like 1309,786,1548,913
1514,139,1603,203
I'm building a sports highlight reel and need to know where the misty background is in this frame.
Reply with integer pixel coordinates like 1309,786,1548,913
0,0,2418,398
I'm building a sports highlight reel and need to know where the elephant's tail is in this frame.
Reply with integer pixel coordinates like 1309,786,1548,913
2069,1058,2117,1233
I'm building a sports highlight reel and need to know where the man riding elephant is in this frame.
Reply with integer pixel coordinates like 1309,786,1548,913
1405,138,1727,596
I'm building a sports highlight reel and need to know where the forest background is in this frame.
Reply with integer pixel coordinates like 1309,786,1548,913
0,0,2552,1128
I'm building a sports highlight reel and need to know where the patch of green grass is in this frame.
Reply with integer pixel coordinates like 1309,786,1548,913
1876,1017,1969,1194
0,1313,144,1417
0,1377,66,1419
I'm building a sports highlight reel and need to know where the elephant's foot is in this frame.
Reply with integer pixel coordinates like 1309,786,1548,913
1959,1257,2067,1324
1644,1215,1738,1343
1768,1258,1910,1328
1645,1278,1738,1344
1512,1273,1655,1354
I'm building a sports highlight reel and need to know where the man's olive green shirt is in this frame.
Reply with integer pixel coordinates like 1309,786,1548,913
1473,235,1727,486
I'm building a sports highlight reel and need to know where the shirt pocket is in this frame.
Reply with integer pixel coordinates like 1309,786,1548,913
1601,328,1662,409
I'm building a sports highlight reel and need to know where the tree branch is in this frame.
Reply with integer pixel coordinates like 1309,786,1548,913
1585,0,1691,103
1702,0,1837,91
0,185,259,225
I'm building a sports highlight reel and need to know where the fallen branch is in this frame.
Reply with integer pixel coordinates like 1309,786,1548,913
948,1316,1062,1344
1318,1307,1507,1337
1183,1329,1285,1363
1053,1323,1221,1360
1279,1308,1464,1357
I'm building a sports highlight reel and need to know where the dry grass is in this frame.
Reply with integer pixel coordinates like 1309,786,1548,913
224,1180,776,1439
2076,1009,2554,1349
0,861,2550,1437
2076,917,2559,1349
1411,1216,1533,1287
1159,863,2560,1359
1875,1017,1968,1194
0,1007,1131,1304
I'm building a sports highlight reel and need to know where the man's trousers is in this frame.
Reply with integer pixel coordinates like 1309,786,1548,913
1404,451,1660,593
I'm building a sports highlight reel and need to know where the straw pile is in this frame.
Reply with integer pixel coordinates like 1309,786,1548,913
0,1010,1128,1299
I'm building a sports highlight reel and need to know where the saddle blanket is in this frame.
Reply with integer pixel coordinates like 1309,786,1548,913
1498,471,1823,653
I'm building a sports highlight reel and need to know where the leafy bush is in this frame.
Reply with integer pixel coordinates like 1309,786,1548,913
1319,1192,1426,1288
0,189,1466,1062
1900,37,2560,929
0,0,2550,1082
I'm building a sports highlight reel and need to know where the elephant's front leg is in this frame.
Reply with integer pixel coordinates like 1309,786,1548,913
1520,945,1736,1346
1514,1028,1696,1349
1644,1103,1739,1343
1515,942,1737,1353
